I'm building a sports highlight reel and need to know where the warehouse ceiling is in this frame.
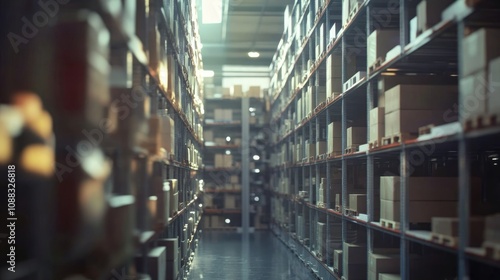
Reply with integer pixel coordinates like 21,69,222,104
197,0,293,68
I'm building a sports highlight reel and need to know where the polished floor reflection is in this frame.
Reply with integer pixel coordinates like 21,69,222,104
188,230,313,280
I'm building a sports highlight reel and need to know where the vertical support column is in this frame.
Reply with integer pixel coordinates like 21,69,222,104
241,97,250,234
399,0,408,50
341,35,348,277
457,20,470,280
400,150,409,280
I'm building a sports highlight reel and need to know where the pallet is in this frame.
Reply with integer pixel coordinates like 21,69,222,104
316,154,327,160
345,145,360,154
317,202,326,208
381,132,416,146
483,241,500,260
369,139,380,150
334,205,342,212
344,208,359,217
464,113,499,131
368,57,385,73
419,124,435,136
348,3,360,21
380,218,400,230
430,232,458,247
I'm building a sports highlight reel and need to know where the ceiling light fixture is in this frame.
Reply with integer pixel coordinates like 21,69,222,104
248,51,260,58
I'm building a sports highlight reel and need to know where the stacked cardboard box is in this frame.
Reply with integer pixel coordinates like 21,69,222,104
327,121,342,154
432,217,485,246
317,222,327,259
368,249,400,280
347,127,367,147
224,195,236,209
343,242,367,280
367,29,399,69
214,109,233,122
326,53,342,99
317,178,326,206
380,177,459,223
214,154,233,168
416,0,454,35
460,28,500,125
203,129,214,142
369,107,385,143
247,86,261,98
384,85,457,137
232,84,243,97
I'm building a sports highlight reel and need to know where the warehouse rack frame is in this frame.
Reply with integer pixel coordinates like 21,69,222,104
269,0,500,279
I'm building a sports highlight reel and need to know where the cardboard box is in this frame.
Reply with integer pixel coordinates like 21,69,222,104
370,123,385,142
368,252,400,279
488,56,500,114
385,85,457,113
431,217,485,246
384,109,444,136
462,28,500,77
416,0,454,34
380,176,459,201
316,141,327,155
347,127,367,146
135,247,166,280
222,87,231,97
380,200,457,223
460,69,491,121
204,130,214,142
367,29,399,68
214,109,224,121
232,85,243,97
343,242,367,264
334,249,343,272
224,195,236,209
346,263,368,280
248,86,261,98
370,107,385,126
349,194,367,213
157,238,178,261
342,0,350,26
230,175,239,184
167,179,179,215
328,121,342,153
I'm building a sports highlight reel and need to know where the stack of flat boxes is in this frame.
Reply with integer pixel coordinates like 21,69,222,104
384,84,457,138
317,222,327,260
247,86,261,98
348,194,367,214
326,53,342,100
334,249,343,274
460,28,500,125
343,242,367,279
380,177,459,224
315,85,327,108
317,178,326,207
224,194,236,209
232,84,243,98
327,121,342,155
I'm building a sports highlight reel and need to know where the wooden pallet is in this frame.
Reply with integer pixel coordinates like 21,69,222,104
431,232,458,247
317,202,326,208
380,218,401,230
369,57,385,73
418,124,435,136
483,241,500,260
316,153,327,160
381,132,416,146
345,145,360,154
369,139,380,150
464,113,499,131
344,208,359,217
335,205,342,212
348,3,360,20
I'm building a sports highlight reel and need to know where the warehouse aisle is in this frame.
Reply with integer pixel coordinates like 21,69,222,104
188,231,312,280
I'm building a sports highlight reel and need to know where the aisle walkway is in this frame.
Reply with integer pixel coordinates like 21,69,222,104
188,230,312,280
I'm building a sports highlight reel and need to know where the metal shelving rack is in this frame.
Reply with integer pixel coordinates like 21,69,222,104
202,96,270,231
0,1,204,279
269,0,500,279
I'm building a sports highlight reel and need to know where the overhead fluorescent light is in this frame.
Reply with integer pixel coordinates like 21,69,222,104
202,0,223,24
202,70,215,77
248,51,260,58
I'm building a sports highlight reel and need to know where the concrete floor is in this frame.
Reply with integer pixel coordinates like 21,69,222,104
188,230,314,280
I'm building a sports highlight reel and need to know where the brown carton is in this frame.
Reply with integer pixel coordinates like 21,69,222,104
462,28,500,77
385,85,457,113
431,217,485,246
380,200,457,223
349,194,367,213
